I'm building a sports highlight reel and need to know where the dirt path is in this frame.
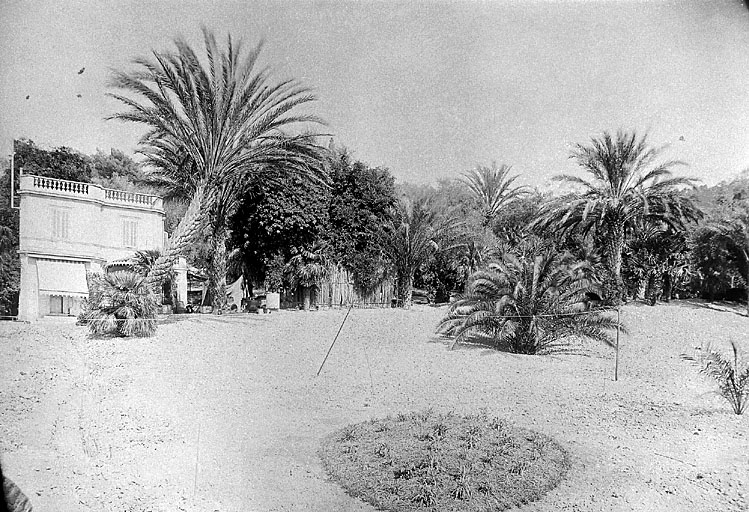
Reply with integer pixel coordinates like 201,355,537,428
1,302,747,511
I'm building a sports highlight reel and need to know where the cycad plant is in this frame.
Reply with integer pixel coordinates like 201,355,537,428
84,272,158,337
438,243,622,354
683,340,749,415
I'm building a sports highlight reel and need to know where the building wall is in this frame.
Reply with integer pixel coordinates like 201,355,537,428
18,176,165,263
17,175,166,321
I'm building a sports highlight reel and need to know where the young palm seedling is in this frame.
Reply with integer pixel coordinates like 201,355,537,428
683,340,749,415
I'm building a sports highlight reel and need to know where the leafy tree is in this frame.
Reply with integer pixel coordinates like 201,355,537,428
90,148,141,181
493,190,544,246
108,28,326,311
461,162,529,226
690,173,748,312
534,130,701,303
700,221,748,311
438,242,621,354
690,227,737,299
0,167,20,316
13,138,93,182
325,149,397,293
228,169,330,288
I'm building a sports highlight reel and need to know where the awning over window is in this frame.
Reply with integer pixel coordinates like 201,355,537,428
37,260,89,298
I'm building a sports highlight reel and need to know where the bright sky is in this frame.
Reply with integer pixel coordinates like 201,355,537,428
1,0,748,187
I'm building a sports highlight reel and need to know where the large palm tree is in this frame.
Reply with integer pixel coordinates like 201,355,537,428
108,28,327,311
533,130,700,301
461,162,529,226
438,243,621,354
383,197,461,306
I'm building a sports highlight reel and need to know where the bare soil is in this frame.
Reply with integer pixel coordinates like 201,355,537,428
1,300,747,511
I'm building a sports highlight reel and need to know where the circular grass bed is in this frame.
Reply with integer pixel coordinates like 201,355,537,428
320,410,569,511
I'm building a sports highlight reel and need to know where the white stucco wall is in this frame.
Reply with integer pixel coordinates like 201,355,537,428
17,175,167,321
18,178,165,263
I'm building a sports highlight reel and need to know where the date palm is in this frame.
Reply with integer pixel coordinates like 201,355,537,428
461,162,529,226
383,197,461,306
108,28,326,311
533,130,700,301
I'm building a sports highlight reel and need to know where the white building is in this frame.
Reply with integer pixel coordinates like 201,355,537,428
17,174,184,321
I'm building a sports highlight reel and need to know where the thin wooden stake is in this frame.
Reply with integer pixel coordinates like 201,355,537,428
615,307,620,381
316,303,354,376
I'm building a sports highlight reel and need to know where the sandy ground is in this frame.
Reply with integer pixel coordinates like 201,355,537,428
1,300,747,512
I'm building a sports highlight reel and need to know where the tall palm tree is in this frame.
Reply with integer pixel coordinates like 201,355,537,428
533,130,700,301
383,197,461,306
438,242,621,354
461,162,529,226
108,28,327,311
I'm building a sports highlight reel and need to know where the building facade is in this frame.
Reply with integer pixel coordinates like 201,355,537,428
17,174,170,321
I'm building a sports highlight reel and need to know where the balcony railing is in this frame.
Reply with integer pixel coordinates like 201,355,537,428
104,188,159,206
21,175,162,209
32,175,89,195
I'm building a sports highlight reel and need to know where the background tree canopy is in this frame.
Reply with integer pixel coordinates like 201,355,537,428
2,130,747,314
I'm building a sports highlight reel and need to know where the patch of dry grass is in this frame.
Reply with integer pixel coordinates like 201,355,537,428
320,409,569,511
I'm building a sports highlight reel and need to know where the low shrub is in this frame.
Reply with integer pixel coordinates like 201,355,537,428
78,271,157,337
320,411,569,511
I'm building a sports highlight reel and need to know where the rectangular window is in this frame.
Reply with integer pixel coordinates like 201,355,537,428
49,295,63,315
52,208,70,239
122,219,138,248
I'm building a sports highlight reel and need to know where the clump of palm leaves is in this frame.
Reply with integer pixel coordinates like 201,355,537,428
438,242,623,354
79,271,158,337
682,340,749,415
285,241,329,310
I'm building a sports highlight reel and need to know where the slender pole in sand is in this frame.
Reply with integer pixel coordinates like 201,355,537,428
316,303,354,377
615,307,620,381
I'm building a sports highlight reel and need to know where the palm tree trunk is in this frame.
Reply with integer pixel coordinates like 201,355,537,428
646,273,657,306
662,271,672,302
207,221,228,313
145,185,206,292
396,270,413,307
303,287,311,310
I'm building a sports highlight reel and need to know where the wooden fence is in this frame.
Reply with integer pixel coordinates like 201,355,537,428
314,264,396,308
